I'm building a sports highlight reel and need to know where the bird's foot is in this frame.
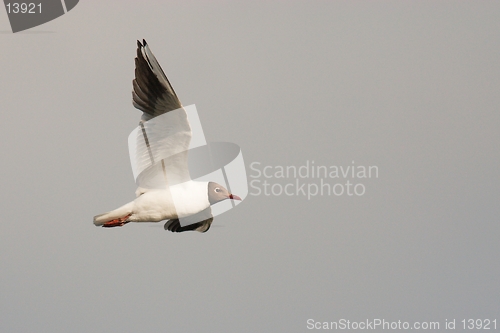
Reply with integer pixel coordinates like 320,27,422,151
102,214,131,228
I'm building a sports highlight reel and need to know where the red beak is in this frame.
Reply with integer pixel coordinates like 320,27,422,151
229,194,242,200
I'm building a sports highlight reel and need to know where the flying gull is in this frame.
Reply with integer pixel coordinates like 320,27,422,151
93,39,241,233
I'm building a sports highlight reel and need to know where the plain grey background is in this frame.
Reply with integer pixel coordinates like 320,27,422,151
1,1,499,332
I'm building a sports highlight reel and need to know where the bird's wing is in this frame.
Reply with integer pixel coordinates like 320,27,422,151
133,39,181,117
130,40,192,189
164,207,214,233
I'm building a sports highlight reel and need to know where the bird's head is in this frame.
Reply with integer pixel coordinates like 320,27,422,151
208,182,242,205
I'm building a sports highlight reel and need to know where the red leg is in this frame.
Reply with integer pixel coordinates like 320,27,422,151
102,214,131,228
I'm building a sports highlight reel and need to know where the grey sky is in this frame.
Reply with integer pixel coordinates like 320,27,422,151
1,1,499,332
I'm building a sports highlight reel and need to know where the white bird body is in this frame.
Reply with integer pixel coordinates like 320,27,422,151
94,181,210,224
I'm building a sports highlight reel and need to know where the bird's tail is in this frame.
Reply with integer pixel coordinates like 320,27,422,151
93,202,134,226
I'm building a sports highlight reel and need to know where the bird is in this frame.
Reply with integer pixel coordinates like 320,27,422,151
93,39,241,233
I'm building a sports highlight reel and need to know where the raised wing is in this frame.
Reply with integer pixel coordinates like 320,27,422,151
133,39,182,117
130,40,192,190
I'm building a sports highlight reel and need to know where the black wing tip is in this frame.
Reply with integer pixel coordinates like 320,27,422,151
137,39,148,48
164,219,179,232
164,219,211,233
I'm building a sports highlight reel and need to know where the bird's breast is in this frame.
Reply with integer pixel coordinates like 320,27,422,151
131,181,210,222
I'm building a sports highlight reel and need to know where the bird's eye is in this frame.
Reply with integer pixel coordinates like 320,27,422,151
214,188,221,193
